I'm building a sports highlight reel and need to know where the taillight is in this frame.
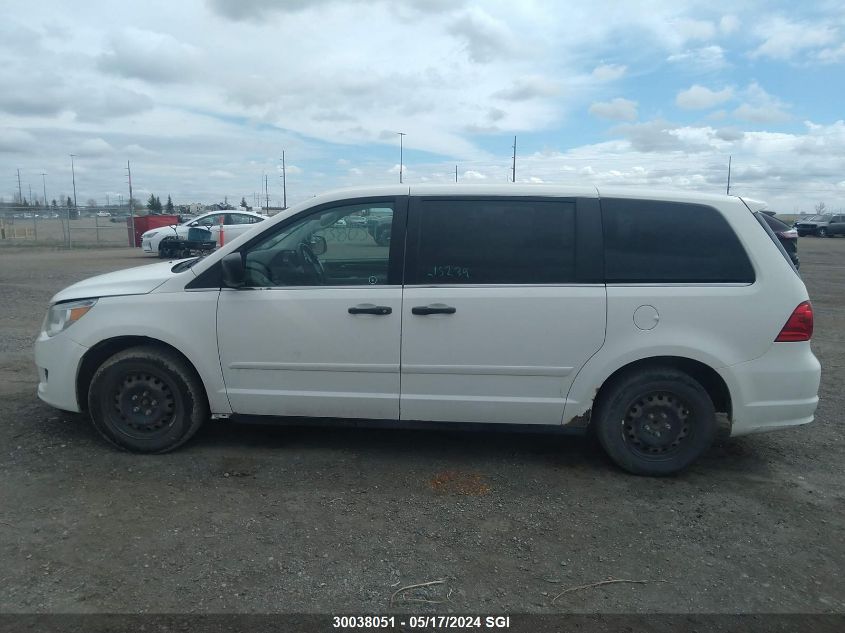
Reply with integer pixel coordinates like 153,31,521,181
775,301,813,342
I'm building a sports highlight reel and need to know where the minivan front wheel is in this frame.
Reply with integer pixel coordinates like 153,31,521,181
594,368,717,476
817,227,829,237
87,346,208,453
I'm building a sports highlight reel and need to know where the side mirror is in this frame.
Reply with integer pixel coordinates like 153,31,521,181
221,252,245,288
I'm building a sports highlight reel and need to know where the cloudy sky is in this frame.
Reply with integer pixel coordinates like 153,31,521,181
2,0,844,211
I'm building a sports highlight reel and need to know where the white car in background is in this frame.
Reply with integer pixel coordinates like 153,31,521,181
140,210,266,257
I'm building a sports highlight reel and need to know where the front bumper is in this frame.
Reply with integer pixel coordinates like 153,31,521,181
34,331,88,413
722,342,821,436
141,239,155,253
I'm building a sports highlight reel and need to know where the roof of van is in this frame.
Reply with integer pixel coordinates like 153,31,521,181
303,184,758,208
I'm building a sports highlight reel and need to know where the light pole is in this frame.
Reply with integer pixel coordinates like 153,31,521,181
397,132,406,184
69,154,78,247
280,152,287,209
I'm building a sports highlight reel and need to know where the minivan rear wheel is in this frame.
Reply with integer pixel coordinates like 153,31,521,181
87,346,208,453
817,227,829,237
594,368,717,476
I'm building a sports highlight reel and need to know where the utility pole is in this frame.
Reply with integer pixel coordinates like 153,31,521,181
455,165,458,183
511,136,517,183
41,172,48,209
726,155,732,195
16,169,23,205
68,155,78,248
264,174,270,211
280,151,287,209
69,154,78,215
126,161,135,247
397,132,406,184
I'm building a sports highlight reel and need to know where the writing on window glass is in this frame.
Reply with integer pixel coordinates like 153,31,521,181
426,265,470,280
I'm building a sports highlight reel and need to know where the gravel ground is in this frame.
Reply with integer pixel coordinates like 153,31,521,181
0,240,843,617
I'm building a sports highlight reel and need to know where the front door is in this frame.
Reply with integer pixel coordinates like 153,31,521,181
400,196,607,425
217,198,405,419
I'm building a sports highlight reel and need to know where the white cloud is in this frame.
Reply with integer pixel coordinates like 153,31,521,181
719,15,740,35
673,18,716,42
448,7,515,63
589,98,638,121
98,28,201,83
732,82,790,123
493,75,559,101
676,85,733,110
752,16,838,61
78,138,114,156
591,64,627,81
667,45,727,71
462,170,487,180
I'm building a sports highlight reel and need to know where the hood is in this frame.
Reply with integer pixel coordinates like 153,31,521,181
50,260,191,304
143,224,180,236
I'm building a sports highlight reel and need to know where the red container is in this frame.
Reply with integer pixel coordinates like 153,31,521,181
127,215,180,247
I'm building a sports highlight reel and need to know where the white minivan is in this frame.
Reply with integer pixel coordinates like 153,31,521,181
34,186,821,475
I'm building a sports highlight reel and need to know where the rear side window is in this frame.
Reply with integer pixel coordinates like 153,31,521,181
601,198,755,283
413,199,576,284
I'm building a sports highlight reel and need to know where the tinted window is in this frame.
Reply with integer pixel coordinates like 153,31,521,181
602,199,754,283
228,213,260,225
414,199,575,284
760,213,789,232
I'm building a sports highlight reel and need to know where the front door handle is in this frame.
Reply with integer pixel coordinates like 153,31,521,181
411,304,457,315
348,304,392,315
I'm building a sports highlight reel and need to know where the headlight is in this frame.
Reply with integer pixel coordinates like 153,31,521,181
143,231,158,238
43,299,97,337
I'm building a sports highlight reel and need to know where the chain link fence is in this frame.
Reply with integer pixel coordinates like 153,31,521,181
0,206,134,247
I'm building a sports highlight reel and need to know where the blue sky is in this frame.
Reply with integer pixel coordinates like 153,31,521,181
1,0,844,212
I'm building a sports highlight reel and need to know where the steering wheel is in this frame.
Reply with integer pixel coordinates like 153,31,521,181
298,241,325,284
244,260,274,287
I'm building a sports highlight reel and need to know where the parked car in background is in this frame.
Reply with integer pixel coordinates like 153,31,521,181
34,186,820,476
96,210,110,218
140,210,266,256
795,214,834,237
759,213,800,268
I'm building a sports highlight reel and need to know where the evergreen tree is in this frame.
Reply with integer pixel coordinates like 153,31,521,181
165,195,174,213
240,197,248,209
66,196,73,208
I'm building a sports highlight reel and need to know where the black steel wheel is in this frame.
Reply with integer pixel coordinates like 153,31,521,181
594,367,717,475
818,227,829,237
88,346,208,453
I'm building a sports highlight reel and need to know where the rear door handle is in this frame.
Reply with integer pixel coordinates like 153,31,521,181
411,304,457,315
348,304,392,315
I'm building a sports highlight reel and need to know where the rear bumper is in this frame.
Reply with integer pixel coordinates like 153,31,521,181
721,342,821,436
34,331,88,413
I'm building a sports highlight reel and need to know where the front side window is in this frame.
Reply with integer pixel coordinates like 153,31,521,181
242,203,394,287
602,199,755,283
194,214,222,227
412,199,576,284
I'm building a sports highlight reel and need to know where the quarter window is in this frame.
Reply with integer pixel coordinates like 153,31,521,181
413,199,576,284
601,199,755,283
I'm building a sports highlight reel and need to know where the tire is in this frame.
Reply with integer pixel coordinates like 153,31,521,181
818,227,829,237
158,238,178,259
87,346,208,453
593,368,717,476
